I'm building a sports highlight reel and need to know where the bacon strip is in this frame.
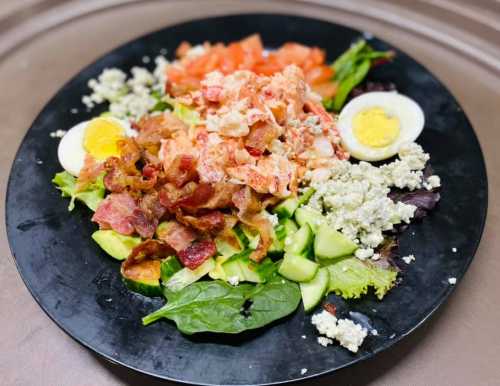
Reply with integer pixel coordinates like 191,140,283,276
91,192,137,235
178,240,217,269
156,221,197,252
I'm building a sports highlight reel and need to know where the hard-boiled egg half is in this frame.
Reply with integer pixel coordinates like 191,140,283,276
57,117,137,176
337,91,424,161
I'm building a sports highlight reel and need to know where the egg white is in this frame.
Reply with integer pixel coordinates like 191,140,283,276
338,91,425,161
57,117,137,176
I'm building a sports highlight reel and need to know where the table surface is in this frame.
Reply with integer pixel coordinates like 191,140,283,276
1,1,499,385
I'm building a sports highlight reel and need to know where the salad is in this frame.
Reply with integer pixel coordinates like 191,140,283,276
52,35,440,353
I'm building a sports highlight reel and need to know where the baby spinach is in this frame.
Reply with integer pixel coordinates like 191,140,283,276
142,275,301,334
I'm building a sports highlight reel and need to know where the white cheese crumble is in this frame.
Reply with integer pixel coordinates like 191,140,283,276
227,276,240,286
311,310,367,353
317,336,333,347
448,277,457,285
354,248,374,260
82,56,169,120
371,329,378,336
305,143,435,249
50,129,67,138
301,335,307,339
423,175,441,190
452,247,457,253
402,254,415,264
300,368,308,375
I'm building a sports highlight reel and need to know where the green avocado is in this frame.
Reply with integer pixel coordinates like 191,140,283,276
91,230,142,261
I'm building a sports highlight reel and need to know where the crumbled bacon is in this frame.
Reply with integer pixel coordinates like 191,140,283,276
76,154,104,191
164,154,198,188
92,192,137,235
323,303,337,316
123,239,176,269
177,211,225,234
178,240,217,269
156,221,197,252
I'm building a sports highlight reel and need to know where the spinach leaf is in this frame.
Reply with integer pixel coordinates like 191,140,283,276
52,171,105,211
142,275,301,334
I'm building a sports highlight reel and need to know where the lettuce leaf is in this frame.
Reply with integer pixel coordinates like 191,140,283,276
52,171,105,211
326,256,397,300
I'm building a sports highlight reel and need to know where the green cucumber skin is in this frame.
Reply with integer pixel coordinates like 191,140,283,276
294,207,324,233
160,256,182,283
273,197,299,218
284,223,313,255
278,253,319,283
122,277,162,297
300,267,329,312
298,187,316,206
314,224,357,260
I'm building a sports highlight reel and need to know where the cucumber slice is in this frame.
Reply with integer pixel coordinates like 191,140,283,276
281,218,299,236
121,259,162,297
274,223,287,241
222,250,275,283
160,256,182,283
273,197,299,218
278,253,319,282
92,230,141,260
298,187,316,206
268,226,285,257
294,207,325,233
314,224,357,260
300,267,330,312
240,224,260,250
165,258,215,292
284,223,314,255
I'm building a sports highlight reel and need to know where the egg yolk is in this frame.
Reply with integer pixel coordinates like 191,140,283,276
83,118,124,160
353,107,400,147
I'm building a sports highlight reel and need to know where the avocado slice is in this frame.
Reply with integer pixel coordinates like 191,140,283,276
92,230,142,260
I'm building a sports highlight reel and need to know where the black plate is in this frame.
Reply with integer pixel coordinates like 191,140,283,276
5,14,487,385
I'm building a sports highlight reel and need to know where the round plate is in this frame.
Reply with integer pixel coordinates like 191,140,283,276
5,14,487,385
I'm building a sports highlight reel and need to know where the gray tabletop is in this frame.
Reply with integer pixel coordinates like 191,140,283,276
1,1,499,385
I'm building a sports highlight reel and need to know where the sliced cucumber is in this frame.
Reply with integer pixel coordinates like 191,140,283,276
165,258,215,292
222,250,275,283
273,197,299,218
92,230,141,261
215,227,245,258
268,226,285,258
281,218,299,237
121,259,162,297
300,267,330,312
294,207,325,233
284,223,314,255
278,253,319,282
160,256,182,283
314,224,357,260
240,224,260,250
298,187,316,206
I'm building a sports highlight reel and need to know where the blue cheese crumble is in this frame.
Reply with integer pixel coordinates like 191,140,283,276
312,310,368,353
304,143,435,249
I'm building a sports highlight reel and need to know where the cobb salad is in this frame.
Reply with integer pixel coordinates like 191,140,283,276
52,35,441,353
